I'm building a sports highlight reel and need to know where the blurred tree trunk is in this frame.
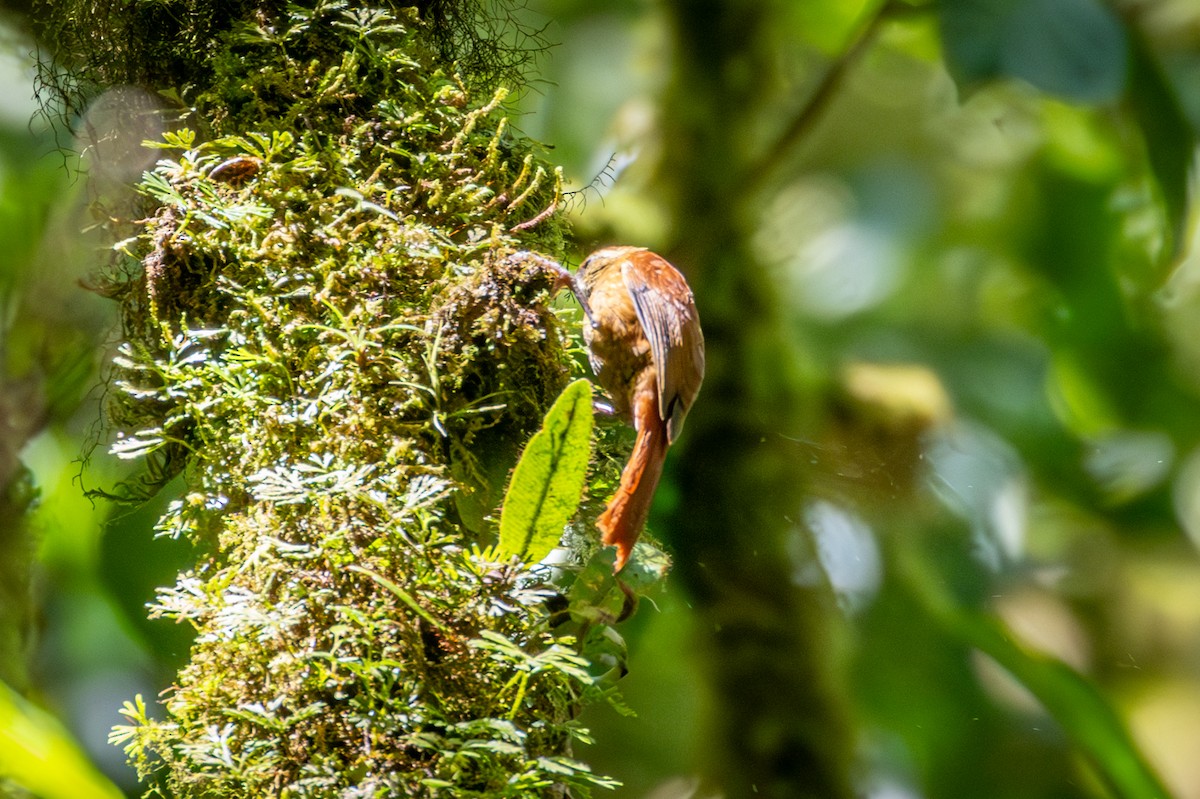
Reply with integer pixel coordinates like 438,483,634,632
653,2,857,797
0,385,40,692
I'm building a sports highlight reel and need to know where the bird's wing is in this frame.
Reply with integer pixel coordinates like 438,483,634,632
621,251,705,443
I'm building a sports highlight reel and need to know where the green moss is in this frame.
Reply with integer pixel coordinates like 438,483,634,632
71,4,633,796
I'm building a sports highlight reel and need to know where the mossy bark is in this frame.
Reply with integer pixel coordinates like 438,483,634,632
39,2,625,796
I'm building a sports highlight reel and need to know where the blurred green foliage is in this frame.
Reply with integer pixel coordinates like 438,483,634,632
3,0,1200,798
520,1,1200,797
0,681,122,799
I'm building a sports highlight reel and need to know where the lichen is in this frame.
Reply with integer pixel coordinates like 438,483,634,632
57,3,636,796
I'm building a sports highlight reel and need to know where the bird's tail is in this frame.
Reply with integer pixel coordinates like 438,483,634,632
598,393,668,571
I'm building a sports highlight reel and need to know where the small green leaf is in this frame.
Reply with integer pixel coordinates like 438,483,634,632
0,680,124,799
498,379,594,564
347,564,449,633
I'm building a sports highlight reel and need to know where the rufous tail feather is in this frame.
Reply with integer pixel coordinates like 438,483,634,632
598,394,668,571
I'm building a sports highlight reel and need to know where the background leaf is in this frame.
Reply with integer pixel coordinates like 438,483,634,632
901,548,1171,799
0,681,124,799
1126,29,1197,262
939,0,1128,103
498,378,594,563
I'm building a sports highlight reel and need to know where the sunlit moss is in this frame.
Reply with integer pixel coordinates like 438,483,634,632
46,2,632,796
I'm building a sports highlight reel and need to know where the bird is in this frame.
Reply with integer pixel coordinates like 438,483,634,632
561,246,705,570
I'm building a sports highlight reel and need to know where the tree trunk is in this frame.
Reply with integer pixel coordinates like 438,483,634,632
652,2,857,797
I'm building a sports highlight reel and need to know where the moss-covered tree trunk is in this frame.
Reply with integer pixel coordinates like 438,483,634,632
40,1,629,796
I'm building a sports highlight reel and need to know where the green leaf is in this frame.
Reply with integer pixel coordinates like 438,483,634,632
965,617,1169,799
939,0,1128,103
1126,29,1195,261
902,551,1171,799
0,680,124,799
497,379,594,564
780,0,874,54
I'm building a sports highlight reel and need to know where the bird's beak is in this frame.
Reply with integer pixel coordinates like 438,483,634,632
510,250,573,292
550,265,575,295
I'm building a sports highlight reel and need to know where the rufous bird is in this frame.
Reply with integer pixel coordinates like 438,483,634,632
558,246,705,571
